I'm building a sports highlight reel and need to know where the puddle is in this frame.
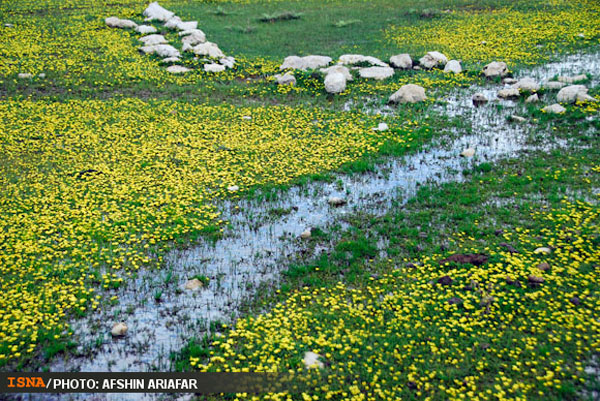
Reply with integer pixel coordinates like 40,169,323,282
27,52,599,400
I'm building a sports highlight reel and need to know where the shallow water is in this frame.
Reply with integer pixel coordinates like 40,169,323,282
28,52,598,401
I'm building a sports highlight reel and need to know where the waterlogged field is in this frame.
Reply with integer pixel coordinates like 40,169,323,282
1,0,600,399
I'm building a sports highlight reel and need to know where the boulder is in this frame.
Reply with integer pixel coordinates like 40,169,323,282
160,57,181,64
543,81,566,90
303,352,324,369
557,85,596,103
204,63,226,73
166,65,190,74
324,72,347,94
105,17,137,29
111,322,128,337
461,148,475,158
497,88,520,99
143,2,175,22
227,185,240,192
139,44,180,58
472,93,488,106
358,66,394,80
328,196,347,207
372,122,389,132
136,25,158,34
184,279,203,290
175,20,198,31
482,61,508,78
542,104,566,114
534,247,551,254
338,54,388,67
443,60,462,74
419,51,448,69
502,77,518,85
389,84,426,104
18,73,33,79
525,94,539,103
389,54,412,69
511,115,526,123
181,30,206,46
512,77,540,92
139,34,167,46
219,56,235,69
321,65,353,81
192,42,225,58
280,55,332,71
557,74,587,84
274,72,296,86
300,229,312,239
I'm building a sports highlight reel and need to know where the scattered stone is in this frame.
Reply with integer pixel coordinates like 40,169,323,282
328,196,347,207
389,54,412,69
389,84,426,104
525,94,539,103
184,278,203,290
274,72,296,86
557,74,588,84
502,77,518,85
472,92,488,106
18,73,33,79
166,65,190,74
413,66,422,71
497,88,520,99
300,229,312,239
511,115,526,123
513,77,540,92
227,185,240,192
358,66,394,80
419,51,448,69
499,242,519,253
139,34,168,46
372,122,389,132
321,65,353,81
537,262,550,271
303,351,324,369
181,30,206,46
570,297,581,306
143,2,175,22
557,85,597,103
139,44,180,58
219,56,235,69
460,148,475,158
136,25,158,34
482,61,508,78
324,72,347,94
242,116,252,120
480,296,495,306
443,60,462,74
280,55,332,71
4,23,14,28
447,297,463,305
38,73,46,78
506,277,522,287
543,81,566,90
534,247,551,254
164,16,197,31
160,57,181,64
338,54,388,67
105,17,137,29
437,276,453,286
111,322,128,337
542,103,566,114
192,42,225,58
528,275,545,285
440,253,488,266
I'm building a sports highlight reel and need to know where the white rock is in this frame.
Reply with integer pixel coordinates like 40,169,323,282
503,77,518,85
320,65,353,81
140,44,180,58
300,229,312,239
303,351,324,369
136,25,157,34
143,2,175,22
175,20,198,31
534,247,551,254
419,51,448,69
274,72,296,86
280,55,332,71
525,94,539,103
204,63,226,73
461,148,475,158
105,17,137,29
358,66,394,80
160,57,181,64
111,322,128,337
472,93,488,105
328,196,347,206
444,60,462,74
542,103,566,114
512,77,540,92
139,34,167,46
4,23,14,28
557,85,596,103
497,88,520,99
389,84,426,104
372,122,389,132
181,30,206,46
324,72,347,94
166,65,190,74
38,73,46,78
338,54,388,67
482,61,508,78
389,54,412,69
241,116,252,120
557,74,587,84
184,279,203,290
511,115,526,123
219,56,235,69
544,81,566,90
18,73,33,79
192,42,225,58
227,185,240,192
